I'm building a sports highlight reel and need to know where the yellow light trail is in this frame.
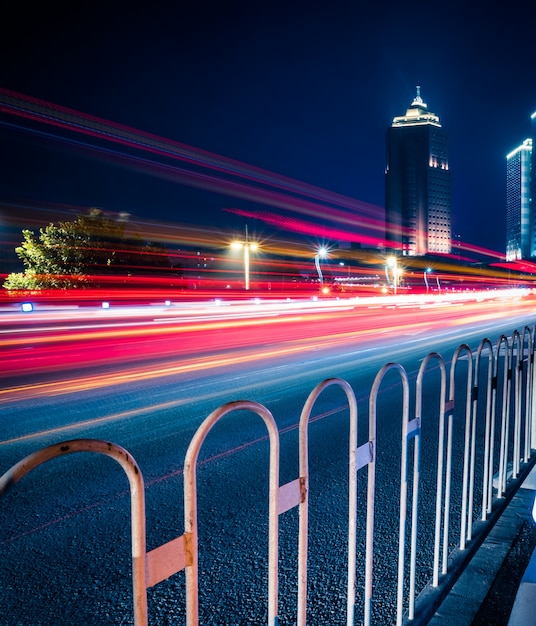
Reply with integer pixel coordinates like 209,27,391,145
0,335,343,405
0,313,305,348
2,293,536,452
3,292,534,406
0,311,435,408
0,335,369,445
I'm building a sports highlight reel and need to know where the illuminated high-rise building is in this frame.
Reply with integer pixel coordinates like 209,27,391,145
506,139,532,261
532,112,536,255
385,87,451,256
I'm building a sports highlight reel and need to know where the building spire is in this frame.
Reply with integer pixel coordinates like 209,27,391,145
391,85,440,128
412,85,426,108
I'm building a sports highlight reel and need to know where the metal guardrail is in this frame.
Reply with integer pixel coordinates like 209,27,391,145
0,440,148,624
1,327,536,624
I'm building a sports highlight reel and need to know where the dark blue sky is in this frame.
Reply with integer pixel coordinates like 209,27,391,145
1,0,535,255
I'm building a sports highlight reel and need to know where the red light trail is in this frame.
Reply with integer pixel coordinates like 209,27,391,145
2,291,534,406
0,87,528,295
0,88,384,242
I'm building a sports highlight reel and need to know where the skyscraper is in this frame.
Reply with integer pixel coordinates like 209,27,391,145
385,87,451,256
531,112,536,256
506,138,532,261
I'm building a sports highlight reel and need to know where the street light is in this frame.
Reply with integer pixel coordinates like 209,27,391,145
385,262,392,289
231,226,258,290
424,267,432,293
314,246,328,286
387,256,401,295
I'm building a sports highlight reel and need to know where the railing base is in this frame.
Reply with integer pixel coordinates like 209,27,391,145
408,458,536,625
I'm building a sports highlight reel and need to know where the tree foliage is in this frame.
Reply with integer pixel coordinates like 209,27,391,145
3,209,172,290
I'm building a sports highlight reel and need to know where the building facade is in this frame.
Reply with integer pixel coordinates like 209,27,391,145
505,111,536,261
506,139,532,261
532,112,536,257
385,87,451,256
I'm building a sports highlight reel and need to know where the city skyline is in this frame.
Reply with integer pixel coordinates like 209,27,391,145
1,2,535,259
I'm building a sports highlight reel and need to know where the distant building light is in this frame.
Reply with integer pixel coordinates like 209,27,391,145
21,302,34,312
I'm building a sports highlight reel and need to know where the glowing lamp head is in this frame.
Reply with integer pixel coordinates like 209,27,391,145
316,246,328,258
231,240,258,251
21,302,34,312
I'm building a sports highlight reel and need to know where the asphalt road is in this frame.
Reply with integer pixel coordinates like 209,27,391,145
2,292,536,624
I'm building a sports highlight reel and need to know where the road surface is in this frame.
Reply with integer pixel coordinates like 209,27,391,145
1,290,536,624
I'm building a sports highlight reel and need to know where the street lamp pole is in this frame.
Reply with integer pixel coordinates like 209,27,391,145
387,256,398,295
424,268,431,293
244,225,251,291
231,225,258,291
385,264,392,288
314,246,328,287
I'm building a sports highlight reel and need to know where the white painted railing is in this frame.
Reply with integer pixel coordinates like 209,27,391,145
1,327,536,624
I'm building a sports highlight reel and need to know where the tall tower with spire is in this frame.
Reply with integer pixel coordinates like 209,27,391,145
385,87,451,256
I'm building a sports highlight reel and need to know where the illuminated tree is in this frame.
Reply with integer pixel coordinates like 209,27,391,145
3,208,171,290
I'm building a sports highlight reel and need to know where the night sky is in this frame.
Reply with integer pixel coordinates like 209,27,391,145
1,1,535,257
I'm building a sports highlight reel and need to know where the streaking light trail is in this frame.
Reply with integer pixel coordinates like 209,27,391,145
0,88,384,243
0,88,527,293
2,291,535,406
